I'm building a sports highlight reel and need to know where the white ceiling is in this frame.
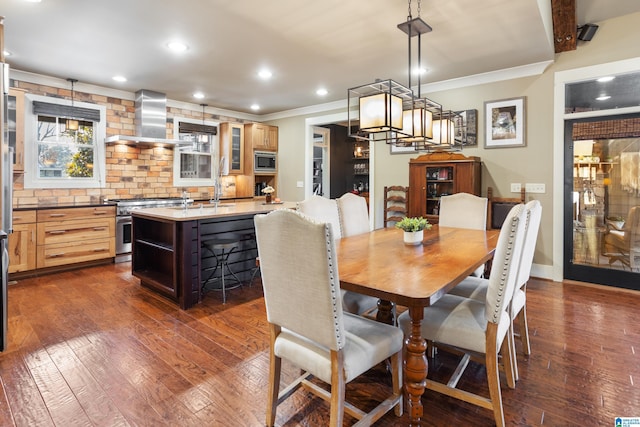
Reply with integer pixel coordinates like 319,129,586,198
3,0,640,115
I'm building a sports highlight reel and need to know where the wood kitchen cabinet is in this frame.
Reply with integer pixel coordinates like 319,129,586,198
245,123,278,151
219,122,245,174
36,206,115,268
8,88,26,173
8,210,37,273
408,152,481,223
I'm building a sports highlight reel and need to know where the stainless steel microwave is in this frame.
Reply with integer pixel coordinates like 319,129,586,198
254,150,277,173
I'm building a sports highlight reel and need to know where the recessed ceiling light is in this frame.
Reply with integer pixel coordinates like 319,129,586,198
597,76,615,83
3,50,11,57
596,95,611,101
316,88,328,96
258,69,272,80
112,75,127,82
193,92,205,99
413,67,429,75
23,0,42,3
167,42,188,52
250,104,260,111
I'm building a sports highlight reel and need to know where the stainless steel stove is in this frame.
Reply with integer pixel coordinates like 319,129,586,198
109,198,184,262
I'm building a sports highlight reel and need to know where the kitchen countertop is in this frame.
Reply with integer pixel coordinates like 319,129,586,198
131,200,296,221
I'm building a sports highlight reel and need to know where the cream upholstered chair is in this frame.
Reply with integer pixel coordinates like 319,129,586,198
297,195,342,239
438,192,488,277
336,193,380,316
397,203,527,427
254,209,403,427
337,192,370,237
602,206,640,271
449,200,542,382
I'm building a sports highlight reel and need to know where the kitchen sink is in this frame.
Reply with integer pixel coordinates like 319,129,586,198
169,203,235,210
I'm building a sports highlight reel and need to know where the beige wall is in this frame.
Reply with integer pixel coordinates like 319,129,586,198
269,12,640,276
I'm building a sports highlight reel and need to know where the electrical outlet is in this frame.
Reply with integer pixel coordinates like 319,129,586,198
296,181,304,188
525,183,546,193
510,183,522,192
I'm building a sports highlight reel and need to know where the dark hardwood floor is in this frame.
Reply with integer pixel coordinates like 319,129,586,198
0,263,638,426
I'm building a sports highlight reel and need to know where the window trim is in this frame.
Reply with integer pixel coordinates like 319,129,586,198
172,116,220,187
24,94,107,189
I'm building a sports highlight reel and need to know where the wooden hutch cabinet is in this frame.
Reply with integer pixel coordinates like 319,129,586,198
408,152,481,223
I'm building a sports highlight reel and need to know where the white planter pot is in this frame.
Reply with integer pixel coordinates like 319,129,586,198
403,230,424,246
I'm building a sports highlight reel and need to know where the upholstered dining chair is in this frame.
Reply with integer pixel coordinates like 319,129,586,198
254,209,403,427
449,200,542,381
438,192,488,277
336,193,379,316
297,195,342,239
397,203,528,427
298,195,377,316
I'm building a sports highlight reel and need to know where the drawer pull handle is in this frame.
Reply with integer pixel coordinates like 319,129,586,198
93,211,107,215
92,227,107,231
49,213,66,218
14,216,21,221
93,248,108,252
48,230,67,235
48,253,65,258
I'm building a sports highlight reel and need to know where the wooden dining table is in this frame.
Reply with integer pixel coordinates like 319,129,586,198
336,225,500,426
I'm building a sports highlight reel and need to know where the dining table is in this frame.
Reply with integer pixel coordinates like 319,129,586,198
336,225,500,426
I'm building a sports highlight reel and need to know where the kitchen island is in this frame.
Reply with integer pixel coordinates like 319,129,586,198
131,200,296,309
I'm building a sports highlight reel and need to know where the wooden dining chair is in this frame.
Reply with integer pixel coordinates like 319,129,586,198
254,209,403,427
383,186,409,228
397,203,528,427
487,186,526,230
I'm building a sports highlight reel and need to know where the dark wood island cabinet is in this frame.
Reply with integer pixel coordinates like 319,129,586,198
131,201,295,309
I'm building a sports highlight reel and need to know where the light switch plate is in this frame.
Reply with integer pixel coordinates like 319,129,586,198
510,183,522,192
525,183,546,193
296,181,304,188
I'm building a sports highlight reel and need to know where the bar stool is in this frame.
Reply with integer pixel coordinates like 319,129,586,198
201,237,243,303
238,229,261,286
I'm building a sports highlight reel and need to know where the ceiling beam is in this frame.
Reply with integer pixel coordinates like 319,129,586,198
551,0,577,53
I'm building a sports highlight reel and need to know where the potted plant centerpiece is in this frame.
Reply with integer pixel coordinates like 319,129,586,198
395,216,432,245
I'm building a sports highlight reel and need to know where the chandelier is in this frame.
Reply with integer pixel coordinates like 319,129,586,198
347,0,464,151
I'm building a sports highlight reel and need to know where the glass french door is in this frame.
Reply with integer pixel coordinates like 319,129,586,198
312,127,330,197
564,114,640,290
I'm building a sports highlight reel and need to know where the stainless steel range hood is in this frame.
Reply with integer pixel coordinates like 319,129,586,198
105,89,191,148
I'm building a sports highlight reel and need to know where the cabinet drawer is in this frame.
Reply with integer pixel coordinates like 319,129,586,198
37,206,115,222
12,210,37,224
37,238,115,269
37,218,115,245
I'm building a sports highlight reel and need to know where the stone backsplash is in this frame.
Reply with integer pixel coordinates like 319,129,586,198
11,80,249,206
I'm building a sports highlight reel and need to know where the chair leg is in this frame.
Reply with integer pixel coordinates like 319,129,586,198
390,351,403,416
329,350,346,427
486,326,506,427
266,326,282,427
502,333,516,390
517,306,531,356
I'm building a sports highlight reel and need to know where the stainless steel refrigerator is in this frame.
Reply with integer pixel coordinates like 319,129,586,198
0,18,13,352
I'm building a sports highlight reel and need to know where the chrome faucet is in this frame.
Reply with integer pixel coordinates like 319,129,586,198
182,190,190,210
210,156,225,208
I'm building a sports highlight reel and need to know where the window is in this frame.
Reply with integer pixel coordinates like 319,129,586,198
24,94,106,189
173,117,219,187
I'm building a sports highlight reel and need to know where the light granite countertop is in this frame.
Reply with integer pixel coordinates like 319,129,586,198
131,200,297,221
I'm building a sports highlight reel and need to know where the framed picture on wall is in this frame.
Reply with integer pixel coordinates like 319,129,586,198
484,97,526,148
455,109,478,146
390,143,418,155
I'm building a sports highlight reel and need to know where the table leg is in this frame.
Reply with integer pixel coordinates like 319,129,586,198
376,299,395,325
404,306,427,426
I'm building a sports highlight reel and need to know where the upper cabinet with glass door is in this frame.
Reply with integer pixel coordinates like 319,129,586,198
219,122,244,174
7,88,26,172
